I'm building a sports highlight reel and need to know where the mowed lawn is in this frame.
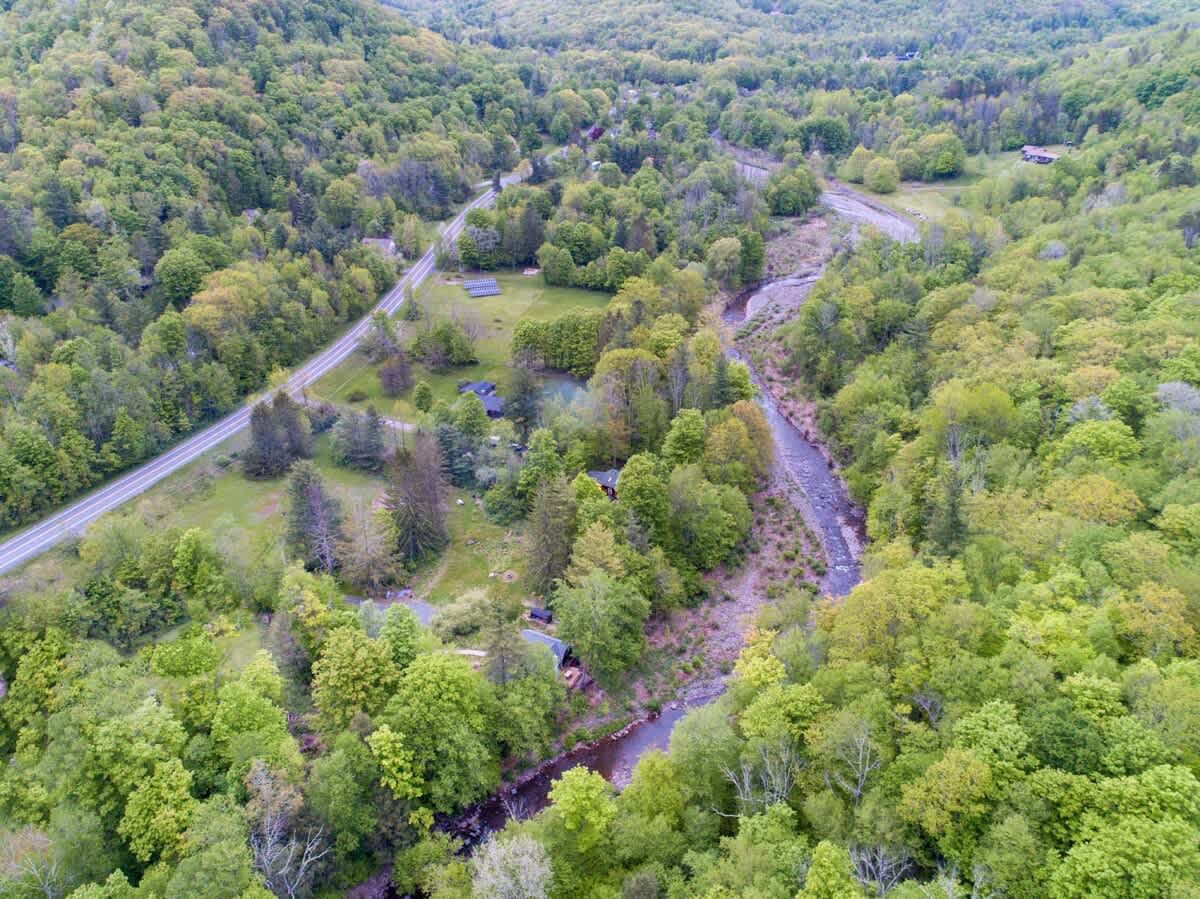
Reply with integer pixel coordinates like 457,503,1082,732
414,488,528,609
158,433,384,539
311,272,610,420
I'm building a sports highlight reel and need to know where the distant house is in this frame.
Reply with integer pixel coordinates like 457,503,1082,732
481,394,506,419
521,629,571,670
586,125,606,141
361,237,402,260
590,160,603,171
1021,145,1060,165
458,381,496,397
893,50,920,61
529,607,553,624
587,467,621,500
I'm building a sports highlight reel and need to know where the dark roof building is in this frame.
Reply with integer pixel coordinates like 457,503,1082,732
521,629,571,670
458,381,496,396
586,125,606,141
587,467,621,499
481,394,506,418
1021,145,1060,164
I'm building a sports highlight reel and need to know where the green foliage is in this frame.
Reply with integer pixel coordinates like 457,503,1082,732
554,570,651,682
312,627,400,731
800,840,863,898
7,4,1200,897
117,759,195,863
411,320,478,370
379,653,499,813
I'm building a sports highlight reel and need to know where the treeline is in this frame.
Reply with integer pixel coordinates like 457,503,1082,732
397,0,1195,175
448,97,780,291
0,517,569,897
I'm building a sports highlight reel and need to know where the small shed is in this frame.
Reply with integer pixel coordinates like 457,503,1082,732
587,467,621,500
586,125,606,141
521,629,571,671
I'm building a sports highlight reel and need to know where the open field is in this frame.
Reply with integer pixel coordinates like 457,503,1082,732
311,272,609,419
2,273,596,623
865,145,1074,223
1,426,520,617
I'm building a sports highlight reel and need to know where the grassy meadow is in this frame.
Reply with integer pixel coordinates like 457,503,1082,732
311,272,609,419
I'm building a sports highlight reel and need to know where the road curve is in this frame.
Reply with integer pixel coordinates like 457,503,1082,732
0,188,499,577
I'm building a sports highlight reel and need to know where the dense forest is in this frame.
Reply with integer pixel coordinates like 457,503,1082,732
2,0,1200,897
0,0,526,528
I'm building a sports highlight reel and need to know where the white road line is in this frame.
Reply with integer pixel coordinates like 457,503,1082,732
0,187,499,575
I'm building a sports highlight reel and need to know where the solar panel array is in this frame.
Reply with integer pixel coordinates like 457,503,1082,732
463,278,501,298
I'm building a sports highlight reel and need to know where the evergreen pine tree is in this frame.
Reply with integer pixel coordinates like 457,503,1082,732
286,461,343,573
505,365,541,439
384,435,449,564
244,402,287,478
526,474,577,596
363,406,386,470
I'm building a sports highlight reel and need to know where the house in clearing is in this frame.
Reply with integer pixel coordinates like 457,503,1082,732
587,467,621,500
361,237,403,260
458,380,504,417
1021,145,1060,164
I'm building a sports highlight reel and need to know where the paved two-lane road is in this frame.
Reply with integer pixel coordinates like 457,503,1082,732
0,186,500,577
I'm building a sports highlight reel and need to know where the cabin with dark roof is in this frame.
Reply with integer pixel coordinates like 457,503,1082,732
1021,145,1060,164
521,629,571,670
587,467,621,499
481,394,506,419
458,380,496,397
586,125,606,141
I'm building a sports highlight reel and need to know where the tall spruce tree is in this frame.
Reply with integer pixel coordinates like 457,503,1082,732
384,434,449,564
525,474,577,596
332,406,387,472
286,461,343,573
244,392,312,478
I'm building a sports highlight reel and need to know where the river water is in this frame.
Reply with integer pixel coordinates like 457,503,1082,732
441,184,917,853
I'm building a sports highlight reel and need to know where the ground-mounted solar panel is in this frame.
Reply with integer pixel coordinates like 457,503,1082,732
458,277,496,291
462,278,499,293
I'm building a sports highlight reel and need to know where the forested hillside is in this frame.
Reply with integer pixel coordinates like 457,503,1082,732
454,21,1200,899
2,0,1200,897
0,0,529,529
